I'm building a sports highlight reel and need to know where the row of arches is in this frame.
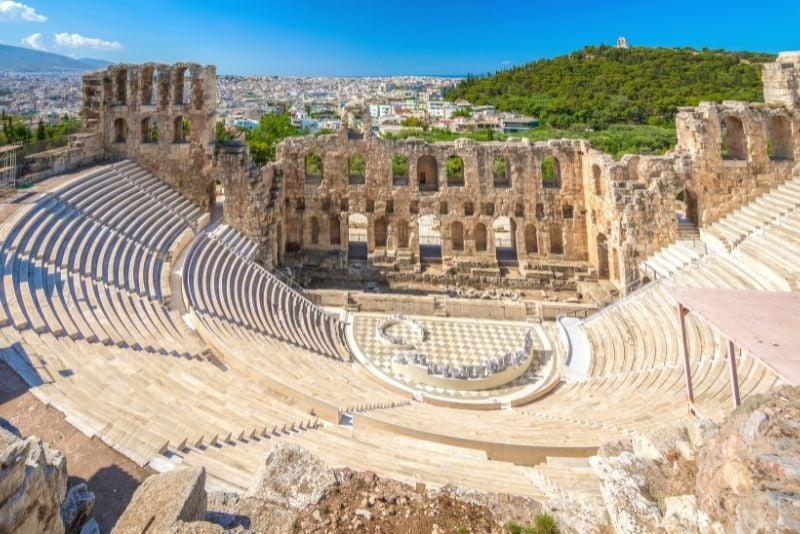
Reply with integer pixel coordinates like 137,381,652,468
720,115,794,161
112,66,199,110
112,116,189,144
294,214,574,259
302,153,563,189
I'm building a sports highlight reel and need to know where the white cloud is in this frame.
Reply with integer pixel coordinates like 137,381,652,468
0,1,46,23
21,31,45,50
54,32,122,51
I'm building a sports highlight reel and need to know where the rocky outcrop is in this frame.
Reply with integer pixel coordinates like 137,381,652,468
0,426,67,534
113,466,207,534
244,442,336,510
568,386,800,534
696,387,800,532
61,482,96,534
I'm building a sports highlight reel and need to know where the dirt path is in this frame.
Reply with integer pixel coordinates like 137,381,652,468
0,361,154,533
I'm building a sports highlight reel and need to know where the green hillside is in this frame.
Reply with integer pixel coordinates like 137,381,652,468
447,46,775,130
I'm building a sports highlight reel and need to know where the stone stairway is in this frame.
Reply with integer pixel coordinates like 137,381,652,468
640,240,706,279
700,176,800,253
521,456,603,501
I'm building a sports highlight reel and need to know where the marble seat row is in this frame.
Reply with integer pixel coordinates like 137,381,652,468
701,177,800,252
0,326,317,466
184,231,348,360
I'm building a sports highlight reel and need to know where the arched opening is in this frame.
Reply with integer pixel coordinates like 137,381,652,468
450,221,464,251
374,217,388,248
592,164,602,195
675,189,699,226
474,223,487,252
392,154,409,186
115,69,127,105
395,220,410,248
417,155,438,192
720,116,747,161
275,222,282,260
140,117,152,143
596,233,609,280
493,157,509,187
417,214,441,263
493,217,517,265
549,223,563,255
348,154,366,185
173,116,188,143
524,224,538,254
329,216,341,246
174,67,190,106
286,218,302,254
141,66,154,106
305,153,323,183
157,69,169,110
309,217,320,245
113,118,127,143
348,213,368,261
446,155,464,186
767,115,793,161
541,155,561,188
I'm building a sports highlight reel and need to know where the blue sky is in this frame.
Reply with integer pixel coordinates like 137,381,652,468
2,0,799,75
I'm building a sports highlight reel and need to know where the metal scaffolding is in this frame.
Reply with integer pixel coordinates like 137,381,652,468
0,144,20,193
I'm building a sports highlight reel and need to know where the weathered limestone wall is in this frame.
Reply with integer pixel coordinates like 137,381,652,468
82,62,218,211
276,132,591,282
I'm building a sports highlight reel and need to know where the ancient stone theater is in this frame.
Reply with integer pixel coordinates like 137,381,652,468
1,53,799,500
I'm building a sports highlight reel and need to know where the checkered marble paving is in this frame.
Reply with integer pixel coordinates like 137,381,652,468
352,313,548,399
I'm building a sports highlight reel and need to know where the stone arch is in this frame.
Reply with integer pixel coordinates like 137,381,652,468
141,66,154,106
524,224,538,254
395,219,410,248
348,213,368,261
677,189,699,226
450,221,464,251
173,67,191,106
473,222,488,252
549,223,563,254
140,117,152,143
392,154,409,186
446,155,464,186
417,155,438,191
541,155,561,188
309,217,320,245
329,216,341,245
493,157,509,187
374,217,388,248
418,214,441,262
173,116,187,143
493,217,517,264
157,69,170,110
115,68,127,105
767,115,793,161
348,154,366,185
305,153,323,183
596,233,609,280
286,218,302,253
113,118,127,143
720,116,747,160
592,164,602,195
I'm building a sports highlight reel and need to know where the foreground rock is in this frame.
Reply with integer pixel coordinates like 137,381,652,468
578,385,800,534
696,387,800,532
113,466,207,533
0,425,67,534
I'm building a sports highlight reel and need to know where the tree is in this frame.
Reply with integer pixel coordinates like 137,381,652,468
246,113,300,166
215,121,233,142
36,119,46,141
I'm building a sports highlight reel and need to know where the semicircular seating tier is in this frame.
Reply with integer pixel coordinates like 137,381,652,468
0,160,791,501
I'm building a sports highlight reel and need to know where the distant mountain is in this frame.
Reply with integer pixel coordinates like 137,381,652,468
0,44,112,72
75,57,113,70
